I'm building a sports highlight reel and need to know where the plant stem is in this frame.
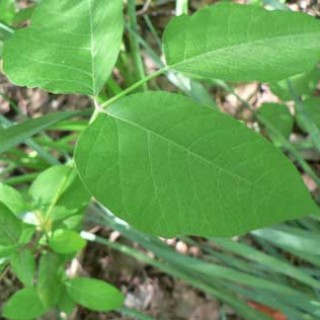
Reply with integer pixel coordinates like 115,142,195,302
127,0,147,91
0,22,14,34
120,306,155,320
100,67,168,109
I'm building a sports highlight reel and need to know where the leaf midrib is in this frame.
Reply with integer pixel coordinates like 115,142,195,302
169,31,319,69
105,112,286,198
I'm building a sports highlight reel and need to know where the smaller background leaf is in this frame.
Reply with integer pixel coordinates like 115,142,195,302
29,165,90,222
296,98,320,132
2,287,47,320
270,66,320,101
49,229,86,254
256,103,293,140
37,252,63,308
58,286,76,315
66,277,124,312
10,249,35,287
0,183,28,218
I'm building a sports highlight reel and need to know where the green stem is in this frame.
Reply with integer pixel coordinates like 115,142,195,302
100,67,168,109
127,0,147,91
0,22,14,34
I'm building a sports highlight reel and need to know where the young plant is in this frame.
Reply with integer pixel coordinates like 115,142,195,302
0,165,123,319
0,0,320,317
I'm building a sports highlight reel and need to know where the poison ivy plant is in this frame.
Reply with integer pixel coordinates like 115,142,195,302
1,0,320,318
2,0,319,237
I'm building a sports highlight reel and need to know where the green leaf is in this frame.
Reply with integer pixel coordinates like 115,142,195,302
2,287,47,320
49,229,86,254
0,203,22,246
296,98,320,132
0,183,28,217
0,0,15,25
256,103,293,139
37,252,63,308
29,165,89,222
58,286,76,315
163,3,320,82
3,0,123,95
10,249,35,287
270,67,320,101
75,92,317,237
0,111,84,154
0,245,19,259
66,277,124,312
29,165,74,212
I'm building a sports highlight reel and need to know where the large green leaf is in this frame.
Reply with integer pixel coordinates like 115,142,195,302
75,92,317,237
163,3,320,82
3,0,123,95
66,277,124,312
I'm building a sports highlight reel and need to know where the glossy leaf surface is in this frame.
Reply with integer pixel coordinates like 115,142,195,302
164,3,320,82
3,0,123,95
75,92,316,237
